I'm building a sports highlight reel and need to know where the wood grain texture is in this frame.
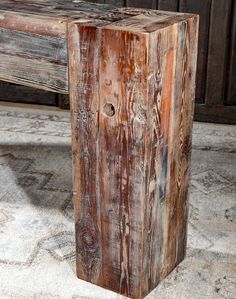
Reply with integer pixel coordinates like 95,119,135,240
179,0,211,103
0,11,67,37
68,22,102,285
161,15,198,277
0,27,67,64
0,1,193,94
68,12,198,299
0,53,68,93
205,0,231,106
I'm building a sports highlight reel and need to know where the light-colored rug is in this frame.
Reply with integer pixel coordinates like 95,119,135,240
0,102,235,299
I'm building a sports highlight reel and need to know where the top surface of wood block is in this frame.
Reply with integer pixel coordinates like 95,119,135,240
0,0,195,33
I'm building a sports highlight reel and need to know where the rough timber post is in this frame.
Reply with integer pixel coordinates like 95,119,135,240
68,10,199,299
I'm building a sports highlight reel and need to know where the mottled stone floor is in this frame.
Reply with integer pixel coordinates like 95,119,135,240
0,102,235,299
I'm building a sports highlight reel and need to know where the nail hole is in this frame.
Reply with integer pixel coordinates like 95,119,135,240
103,103,115,117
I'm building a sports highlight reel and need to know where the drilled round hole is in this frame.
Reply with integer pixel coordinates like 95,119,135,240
103,103,115,117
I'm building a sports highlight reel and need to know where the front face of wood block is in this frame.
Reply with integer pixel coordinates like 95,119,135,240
68,9,199,299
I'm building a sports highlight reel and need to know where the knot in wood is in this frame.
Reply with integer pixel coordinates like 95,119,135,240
103,103,115,117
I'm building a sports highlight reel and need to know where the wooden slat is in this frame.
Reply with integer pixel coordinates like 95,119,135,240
141,23,177,295
0,1,194,96
227,0,236,105
205,0,232,106
0,28,67,64
0,53,68,93
98,27,149,298
0,0,117,20
103,10,194,33
161,15,199,277
68,22,102,285
0,11,67,37
158,0,178,11
126,0,157,9
179,0,211,103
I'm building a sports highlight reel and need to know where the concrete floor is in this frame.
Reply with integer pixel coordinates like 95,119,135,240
0,102,235,299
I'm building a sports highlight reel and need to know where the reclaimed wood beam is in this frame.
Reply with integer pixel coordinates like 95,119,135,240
68,8,198,299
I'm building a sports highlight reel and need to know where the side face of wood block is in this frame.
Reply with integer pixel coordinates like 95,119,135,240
68,12,199,299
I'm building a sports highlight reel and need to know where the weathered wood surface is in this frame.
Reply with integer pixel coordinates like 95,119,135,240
1,0,235,126
0,0,193,94
68,9,198,299
0,53,68,93
0,26,68,93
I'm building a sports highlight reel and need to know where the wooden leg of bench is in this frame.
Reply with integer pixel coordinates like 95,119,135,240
67,17,198,299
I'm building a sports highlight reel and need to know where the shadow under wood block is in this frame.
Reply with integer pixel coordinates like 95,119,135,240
68,7,199,299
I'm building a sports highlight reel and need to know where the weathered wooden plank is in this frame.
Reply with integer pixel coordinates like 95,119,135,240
0,2,194,100
98,27,149,298
179,0,211,103
0,11,67,37
68,12,198,298
227,0,236,105
161,15,199,277
158,0,178,11
141,24,178,295
103,10,194,33
0,28,67,64
0,0,117,21
0,53,68,93
205,0,232,106
67,22,103,285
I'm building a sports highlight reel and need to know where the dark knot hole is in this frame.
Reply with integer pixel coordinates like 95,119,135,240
103,103,115,117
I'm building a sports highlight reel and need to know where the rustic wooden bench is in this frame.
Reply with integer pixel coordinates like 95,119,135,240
0,1,198,298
